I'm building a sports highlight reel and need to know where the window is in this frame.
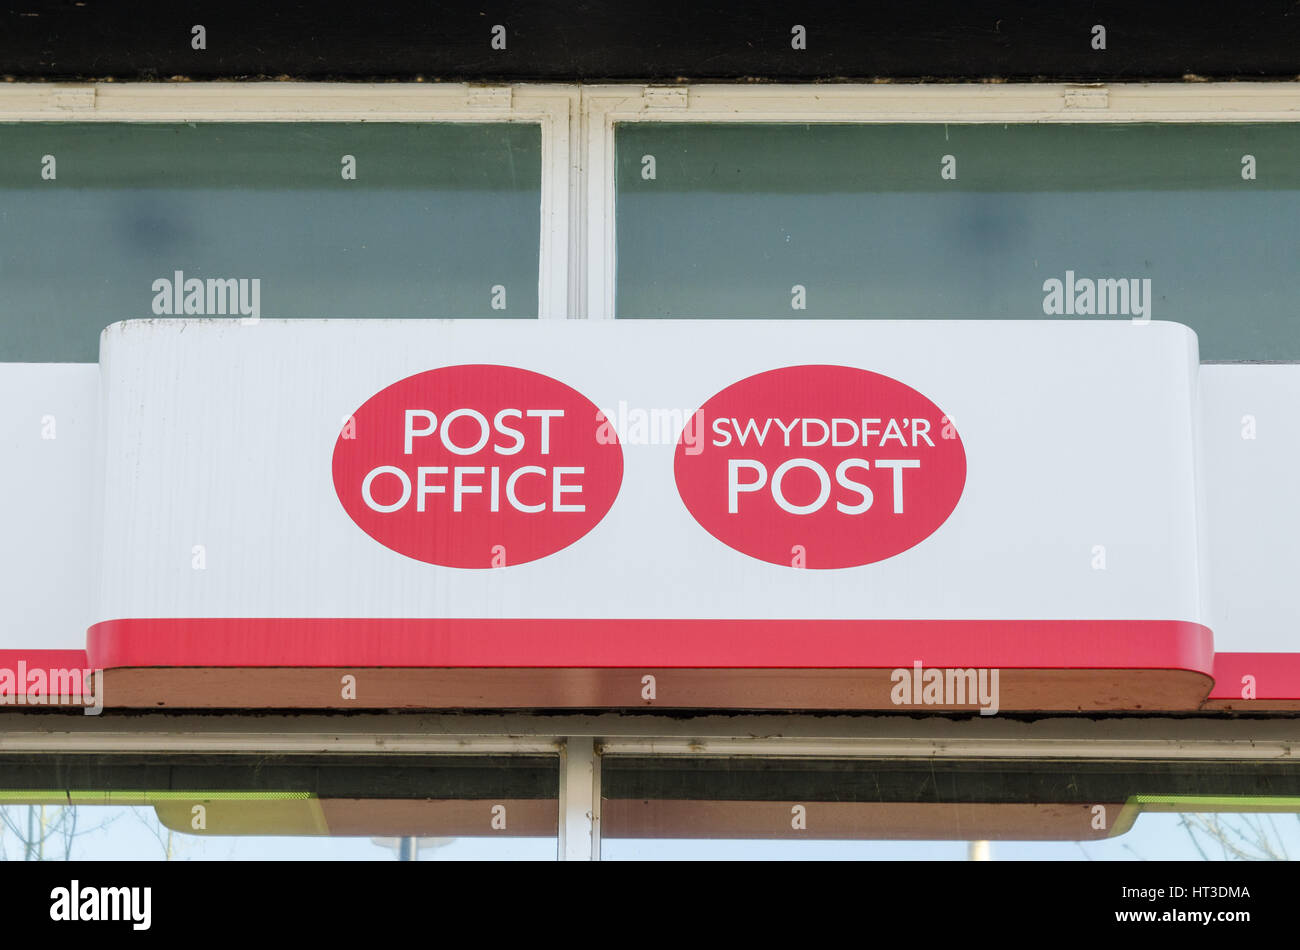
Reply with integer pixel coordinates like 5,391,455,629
614,120,1300,360
4,82,1300,860
0,753,559,860
0,122,540,362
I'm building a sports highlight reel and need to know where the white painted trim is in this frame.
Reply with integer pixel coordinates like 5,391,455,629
5,712,1299,758
590,739,602,860
596,737,1300,760
0,82,576,320
537,88,580,319
581,81,1300,320
589,82,1300,124
566,88,587,319
0,728,561,755
3,726,1294,762
558,736,599,860
0,81,578,123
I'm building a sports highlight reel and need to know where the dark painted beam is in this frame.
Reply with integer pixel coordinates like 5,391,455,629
1,0,1297,82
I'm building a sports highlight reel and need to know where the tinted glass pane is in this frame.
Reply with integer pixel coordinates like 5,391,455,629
0,754,558,860
601,757,1300,860
0,122,541,362
616,123,1299,361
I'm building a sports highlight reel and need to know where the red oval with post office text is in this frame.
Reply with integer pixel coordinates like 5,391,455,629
674,365,965,569
333,365,623,568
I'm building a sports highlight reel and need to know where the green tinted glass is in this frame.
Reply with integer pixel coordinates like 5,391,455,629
616,122,1300,361
0,123,541,362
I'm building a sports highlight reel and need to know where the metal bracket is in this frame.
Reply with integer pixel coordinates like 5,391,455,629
1063,85,1109,110
466,85,512,110
644,85,689,110
50,85,96,111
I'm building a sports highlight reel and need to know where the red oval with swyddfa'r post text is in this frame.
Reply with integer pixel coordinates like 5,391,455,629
674,365,965,568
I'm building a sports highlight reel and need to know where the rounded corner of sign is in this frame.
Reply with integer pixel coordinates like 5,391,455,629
1146,318,1202,353
97,319,128,345
97,318,158,353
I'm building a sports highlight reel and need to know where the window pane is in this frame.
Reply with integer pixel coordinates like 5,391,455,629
600,756,1300,860
616,122,1299,361
0,122,541,362
0,754,558,860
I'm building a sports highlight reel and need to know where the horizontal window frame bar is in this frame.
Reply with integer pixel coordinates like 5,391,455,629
3,711,1299,760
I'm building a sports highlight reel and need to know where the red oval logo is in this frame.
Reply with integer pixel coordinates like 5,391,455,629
674,365,966,568
333,365,623,568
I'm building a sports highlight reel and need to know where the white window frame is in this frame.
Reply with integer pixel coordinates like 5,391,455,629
5,710,1299,860
580,82,1300,320
0,82,578,320
6,80,1300,322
